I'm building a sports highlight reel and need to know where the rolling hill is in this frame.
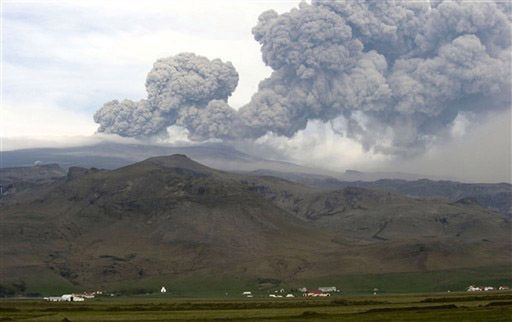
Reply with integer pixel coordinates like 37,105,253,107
0,155,510,296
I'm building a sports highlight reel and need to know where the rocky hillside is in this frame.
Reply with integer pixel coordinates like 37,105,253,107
0,163,66,197
1,156,510,295
250,170,512,217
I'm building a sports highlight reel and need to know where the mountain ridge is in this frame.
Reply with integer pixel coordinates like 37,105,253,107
1,141,482,182
1,155,510,296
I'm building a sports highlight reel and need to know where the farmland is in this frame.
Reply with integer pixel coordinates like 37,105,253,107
1,291,511,321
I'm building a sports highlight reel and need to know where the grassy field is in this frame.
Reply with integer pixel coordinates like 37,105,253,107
8,265,510,298
1,291,511,321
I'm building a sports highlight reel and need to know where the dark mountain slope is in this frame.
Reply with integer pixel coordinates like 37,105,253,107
241,179,510,245
250,170,512,217
1,156,332,288
0,155,510,295
4,141,508,216
0,163,66,197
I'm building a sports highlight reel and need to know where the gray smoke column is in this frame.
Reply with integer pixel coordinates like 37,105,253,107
94,1,511,155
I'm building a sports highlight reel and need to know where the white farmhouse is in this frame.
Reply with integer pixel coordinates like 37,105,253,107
467,285,482,292
44,297,64,302
62,294,84,301
161,286,167,293
318,286,337,293
45,294,86,302
304,290,331,297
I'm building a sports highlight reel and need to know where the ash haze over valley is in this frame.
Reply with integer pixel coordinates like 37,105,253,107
1,0,512,307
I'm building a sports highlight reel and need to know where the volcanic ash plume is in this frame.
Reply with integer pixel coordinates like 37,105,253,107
94,1,511,155
94,53,239,137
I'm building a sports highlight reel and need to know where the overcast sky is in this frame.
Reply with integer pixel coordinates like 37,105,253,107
1,0,511,182
2,0,298,138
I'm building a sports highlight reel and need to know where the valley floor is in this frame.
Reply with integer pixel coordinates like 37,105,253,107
1,291,511,321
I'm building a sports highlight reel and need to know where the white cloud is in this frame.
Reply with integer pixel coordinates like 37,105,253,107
236,119,391,172
1,100,97,138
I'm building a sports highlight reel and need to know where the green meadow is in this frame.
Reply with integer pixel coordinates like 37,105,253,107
1,291,511,321
7,265,510,298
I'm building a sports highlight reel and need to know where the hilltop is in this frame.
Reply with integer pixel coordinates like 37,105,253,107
0,155,510,296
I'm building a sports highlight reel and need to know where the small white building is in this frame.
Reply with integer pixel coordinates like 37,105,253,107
318,286,337,293
160,286,167,293
467,285,482,292
499,286,510,290
304,290,330,297
286,294,295,298
62,294,84,301
45,294,86,302
44,297,64,302
484,286,495,291
74,292,95,299
61,294,73,301
242,291,252,296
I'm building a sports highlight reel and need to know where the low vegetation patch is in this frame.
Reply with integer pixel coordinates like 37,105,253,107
0,292,511,321
421,294,512,303
363,304,458,313
331,299,389,306
485,300,512,307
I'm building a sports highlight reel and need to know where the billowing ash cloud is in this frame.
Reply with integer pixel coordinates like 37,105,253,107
176,100,242,140
94,1,511,155
94,53,238,137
